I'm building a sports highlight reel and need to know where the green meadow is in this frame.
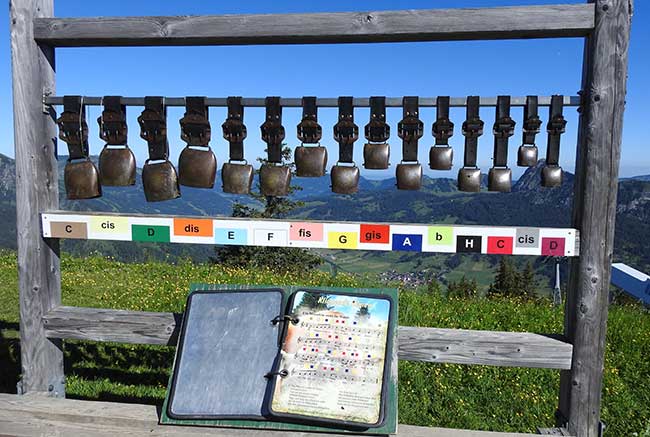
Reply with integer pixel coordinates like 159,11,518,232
0,252,648,435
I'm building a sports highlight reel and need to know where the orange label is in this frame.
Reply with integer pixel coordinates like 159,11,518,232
173,218,214,237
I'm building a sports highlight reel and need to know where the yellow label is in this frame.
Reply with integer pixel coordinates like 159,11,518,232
327,232,358,249
90,216,130,234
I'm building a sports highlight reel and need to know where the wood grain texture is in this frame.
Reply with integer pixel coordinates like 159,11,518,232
0,393,546,436
10,0,64,396
558,1,633,436
42,306,572,369
33,4,595,47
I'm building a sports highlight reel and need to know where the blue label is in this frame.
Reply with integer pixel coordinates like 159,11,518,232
391,234,423,252
215,228,247,245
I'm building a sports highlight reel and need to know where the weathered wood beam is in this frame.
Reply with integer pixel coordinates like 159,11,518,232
0,393,545,436
10,0,64,397
33,4,595,48
42,306,573,370
558,0,633,436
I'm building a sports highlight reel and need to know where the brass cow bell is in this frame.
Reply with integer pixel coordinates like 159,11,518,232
488,167,512,192
260,164,291,197
142,160,180,202
331,164,360,194
458,167,482,192
178,146,217,188
64,159,102,200
363,143,390,170
99,146,136,186
541,165,563,188
295,145,328,177
517,145,538,167
429,146,454,170
222,161,254,194
396,162,422,190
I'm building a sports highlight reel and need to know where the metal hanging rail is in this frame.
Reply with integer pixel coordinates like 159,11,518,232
44,95,581,108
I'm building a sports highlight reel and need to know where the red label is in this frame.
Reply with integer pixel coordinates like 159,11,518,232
541,238,565,256
360,224,390,244
487,236,514,254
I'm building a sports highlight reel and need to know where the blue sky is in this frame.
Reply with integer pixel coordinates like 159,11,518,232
2,0,648,178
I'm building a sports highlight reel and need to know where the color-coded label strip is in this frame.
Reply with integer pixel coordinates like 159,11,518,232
41,213,579,257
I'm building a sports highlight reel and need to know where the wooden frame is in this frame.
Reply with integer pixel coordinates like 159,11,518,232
9,1,632,436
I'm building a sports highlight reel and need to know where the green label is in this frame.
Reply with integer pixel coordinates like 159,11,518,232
132,224,170,242
427,226,453,246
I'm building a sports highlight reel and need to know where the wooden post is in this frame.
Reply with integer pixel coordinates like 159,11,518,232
9,0,64,396
558,0,632,435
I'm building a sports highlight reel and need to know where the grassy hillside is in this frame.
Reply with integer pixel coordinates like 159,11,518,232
0,252,648,435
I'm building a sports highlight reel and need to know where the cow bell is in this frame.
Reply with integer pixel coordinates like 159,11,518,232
260,164,291,197
331,164,360,194
222,161,254,194
429,145,454,170
98,146,136,186
541,165,563,188
142,160,180,202
458,167,482,192
488,166,512,192
396,162,422,190
295,145,328,177
178,146,217,189
517,145,538,167
363,143,390,170
64,159,102,200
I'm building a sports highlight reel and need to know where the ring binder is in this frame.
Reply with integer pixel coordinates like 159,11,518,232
271,315,300,326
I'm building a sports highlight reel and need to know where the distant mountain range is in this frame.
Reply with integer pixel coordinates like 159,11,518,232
0,153,648,274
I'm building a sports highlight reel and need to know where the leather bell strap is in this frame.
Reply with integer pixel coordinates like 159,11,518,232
462,96,483,167
142,96,169,161
546,95,566,166
492,96,515,168
262,97,285,163
224,96,246,161
365,96,389,143
180,96,211,146
297,96,322,144
99,96,127,145
61,95,89,160
399,96,422,162
333,96,358,163
522,96,542,145
432,96,454,145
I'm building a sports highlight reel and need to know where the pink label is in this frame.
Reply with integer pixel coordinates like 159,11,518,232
289,222,324,241
541,238,566,256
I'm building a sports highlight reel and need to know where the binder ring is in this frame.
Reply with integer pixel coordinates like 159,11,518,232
265,369,289,379
271,315,299,326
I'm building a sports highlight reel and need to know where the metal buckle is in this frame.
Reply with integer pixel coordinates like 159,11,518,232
493,116,516,138
222,117,247,143
432,117,454,143
261,120,286,145
547,115,567,135
297,118,322,144
398,117,424,143
138,109,167,145
57,111,88,146
523,115,542,134
333,118,358,145
365,119,390,143
462,117,484,138
98,110,127,145
180,112,211,145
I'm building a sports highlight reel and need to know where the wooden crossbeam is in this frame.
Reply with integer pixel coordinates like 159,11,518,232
42,306,573,370
33,4,595,48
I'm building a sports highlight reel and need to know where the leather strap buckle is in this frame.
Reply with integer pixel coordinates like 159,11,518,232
56,95,89,160
180,97,211,146
333,96,358,146
432,96,454,145
297,97,322,144
547,115,567,135
97,96,127,145
261,97,285,146
493,116,516,138
365,96,389,143
138,96,169,161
